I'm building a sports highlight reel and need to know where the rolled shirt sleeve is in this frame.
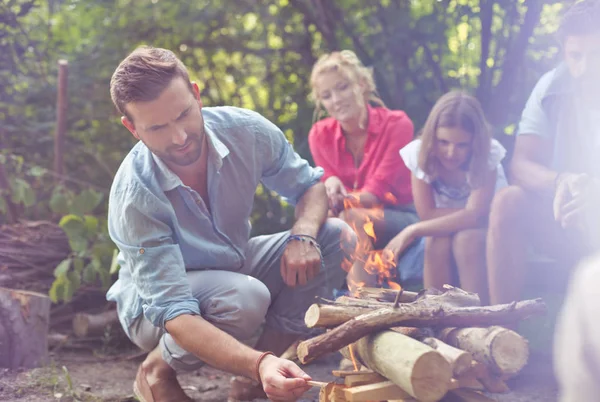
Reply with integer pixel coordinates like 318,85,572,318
254,114,324,205
108,183,200,330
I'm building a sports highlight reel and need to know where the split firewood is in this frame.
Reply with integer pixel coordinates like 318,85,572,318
438,326,529,376
0,287,51,369
343,372,387,387
340,330,452,401
421,337,473,376
343,381,412,401
297,298,545,363
72,309,119,338
319,382,347,402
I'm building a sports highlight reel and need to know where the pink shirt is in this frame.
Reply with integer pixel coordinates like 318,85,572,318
308,105,414,206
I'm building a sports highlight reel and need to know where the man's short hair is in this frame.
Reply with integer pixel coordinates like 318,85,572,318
557,0,600,44
110,46,193,122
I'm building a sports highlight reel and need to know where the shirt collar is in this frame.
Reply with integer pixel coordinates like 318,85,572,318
152,125,230,192
334,104,384,143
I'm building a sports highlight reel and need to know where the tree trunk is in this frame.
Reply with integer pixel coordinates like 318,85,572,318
0,287,51,368
438,326,529,376
340,330,452,401
297,298,545,363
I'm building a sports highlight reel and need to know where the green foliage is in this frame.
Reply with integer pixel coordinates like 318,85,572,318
49,187,117,303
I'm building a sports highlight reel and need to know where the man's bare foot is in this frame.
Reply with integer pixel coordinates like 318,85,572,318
133,346,193,402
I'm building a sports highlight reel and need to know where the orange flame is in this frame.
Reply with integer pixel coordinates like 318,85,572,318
339,192,402,293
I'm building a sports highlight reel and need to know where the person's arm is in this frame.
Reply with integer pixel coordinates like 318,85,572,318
360,113,414,206
409,168,497,238
257,115,329,286
510,134,557,193
411,173,460,220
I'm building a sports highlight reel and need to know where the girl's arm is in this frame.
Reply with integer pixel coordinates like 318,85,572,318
412,173,460,220
410,169,497,237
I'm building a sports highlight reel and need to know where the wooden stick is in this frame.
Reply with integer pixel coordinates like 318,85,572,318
297,298,545,363
343,381,412,401
307,380,330,387
355,287,418,303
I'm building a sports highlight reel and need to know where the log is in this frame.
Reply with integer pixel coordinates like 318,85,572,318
344,372,386,387
438,326,529,376
421,337,473,376
305,304,377,328
340,330,452,401
356,287,418,303
343,381,412,401
0,287,51,368
72,309,119,338
297,298,545,363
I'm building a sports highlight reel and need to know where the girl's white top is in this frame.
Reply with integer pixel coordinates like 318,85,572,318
400,138,508,209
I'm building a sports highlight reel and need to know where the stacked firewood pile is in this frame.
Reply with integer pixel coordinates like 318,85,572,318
296,286,546,402
0,220,71,292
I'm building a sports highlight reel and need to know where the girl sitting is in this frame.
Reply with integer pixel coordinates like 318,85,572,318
385,91,507,304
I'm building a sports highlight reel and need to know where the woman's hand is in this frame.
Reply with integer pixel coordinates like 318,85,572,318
324,176,348,215
385,224,418,261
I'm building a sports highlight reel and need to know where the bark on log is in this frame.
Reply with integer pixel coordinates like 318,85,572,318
340,330,452,401
297,299,545,363
0,287,51,368
305,304,376,328
438,326,529,376
72,310,119,338
421,337,473,376
355,287,418,303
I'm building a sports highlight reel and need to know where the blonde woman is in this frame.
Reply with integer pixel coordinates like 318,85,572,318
308,50,421,291
387,91,507,304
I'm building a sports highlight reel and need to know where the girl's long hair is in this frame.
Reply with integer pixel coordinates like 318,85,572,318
418,91,492,188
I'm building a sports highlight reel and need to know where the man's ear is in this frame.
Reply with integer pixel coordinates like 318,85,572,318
121,116,140,140
191,81,203,108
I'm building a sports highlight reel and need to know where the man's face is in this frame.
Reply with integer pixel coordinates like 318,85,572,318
564,34,600,86
123,77,204,167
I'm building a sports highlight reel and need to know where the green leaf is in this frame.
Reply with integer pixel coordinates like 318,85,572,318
67,270,81,292
59,214,86,238
69,238,88,254
54,258,72,278
109,249,120,275
62,279,74,302
71,189,104,216
82,263,97,284
0,197,6,214
49,190,70,215
49,278,66,303
73,257,84,273
83,215,99,234
22,185,35,207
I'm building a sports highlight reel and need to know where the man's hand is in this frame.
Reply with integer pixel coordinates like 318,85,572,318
258,355,312,401
553,173,595,229
281,237,321,287
324,176,347,215
385,224,418,262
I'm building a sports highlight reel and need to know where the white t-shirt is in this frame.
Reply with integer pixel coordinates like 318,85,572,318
399,138,508,208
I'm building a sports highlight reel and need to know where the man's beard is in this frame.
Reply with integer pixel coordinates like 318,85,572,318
149,129,204,167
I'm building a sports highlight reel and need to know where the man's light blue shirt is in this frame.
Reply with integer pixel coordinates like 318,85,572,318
106,106,323,337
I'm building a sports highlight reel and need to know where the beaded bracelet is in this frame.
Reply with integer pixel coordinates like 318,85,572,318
285,234,325,270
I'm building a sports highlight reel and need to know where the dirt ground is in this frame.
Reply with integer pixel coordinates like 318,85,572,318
0,345,558,402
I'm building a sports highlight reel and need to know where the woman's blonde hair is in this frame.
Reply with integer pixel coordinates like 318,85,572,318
309,50,386,125
418,91,492,188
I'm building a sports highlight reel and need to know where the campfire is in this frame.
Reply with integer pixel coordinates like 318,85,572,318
296,285,546,402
